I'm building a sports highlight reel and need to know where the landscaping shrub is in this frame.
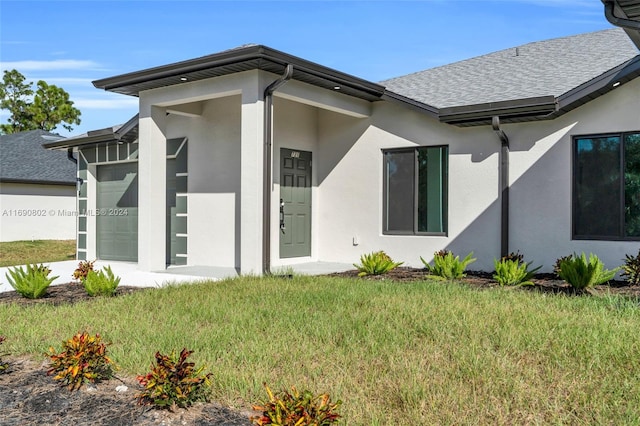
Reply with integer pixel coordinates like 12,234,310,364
556,253,619,291
47,332,116,390
72,259,95,282
622,249,640,286
421,250,476,280
0,336,8,373
493,254,541,286
251,383,342,426
353,251,403,277
83,265,121,297
5,263,58,299
136,348,212,410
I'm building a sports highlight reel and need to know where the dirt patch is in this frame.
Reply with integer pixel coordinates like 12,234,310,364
0,357,253,426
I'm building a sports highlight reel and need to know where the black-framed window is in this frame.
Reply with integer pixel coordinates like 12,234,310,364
573,131,640,240
383,146,448,235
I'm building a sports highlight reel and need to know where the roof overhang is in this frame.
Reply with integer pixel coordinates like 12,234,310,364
93,45,387,103
602,0,640,49
0,178,75,186
44,114,139,150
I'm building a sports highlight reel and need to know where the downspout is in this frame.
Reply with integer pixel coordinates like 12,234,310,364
604,0,640,30
67,148,77,164
492,116,510,258
263,64,294,275
66,148,82,189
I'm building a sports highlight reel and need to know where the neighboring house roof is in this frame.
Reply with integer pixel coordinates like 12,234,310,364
0,130,76,185
382,28,640,125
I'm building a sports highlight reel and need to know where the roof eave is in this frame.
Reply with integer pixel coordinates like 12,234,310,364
556,54,640,113
44,114,140,150
438,96,557,126
602,0,640,49
0,177,76,186
92,45,386,102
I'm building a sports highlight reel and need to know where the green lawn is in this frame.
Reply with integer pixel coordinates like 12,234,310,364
1,275,639,424
0,240,76,267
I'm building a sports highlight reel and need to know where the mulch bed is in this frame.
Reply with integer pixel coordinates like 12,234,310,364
327,267,640,299
1,270,638,425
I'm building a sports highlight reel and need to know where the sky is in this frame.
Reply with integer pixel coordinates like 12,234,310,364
0,0,617,137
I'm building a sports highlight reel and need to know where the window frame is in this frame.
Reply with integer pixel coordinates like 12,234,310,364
572,131,640,241
382,145,448,237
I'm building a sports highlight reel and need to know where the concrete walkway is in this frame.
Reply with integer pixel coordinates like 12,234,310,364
0,260,353,294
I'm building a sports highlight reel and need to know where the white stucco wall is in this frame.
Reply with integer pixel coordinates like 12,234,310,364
507,77,640,272
311,102,501,272
0,182,76,242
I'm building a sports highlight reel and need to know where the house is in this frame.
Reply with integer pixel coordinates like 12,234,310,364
45,5,640,275
0,130,77,242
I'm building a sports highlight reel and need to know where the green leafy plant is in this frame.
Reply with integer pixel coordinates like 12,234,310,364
5,263,58,299
493,256,541,286
251,383,342,426
0,336,9,373
421,250,476,280
622,249,640,286
83,266,121,297
72,259,95,282
353,251,403,277
47,332,116,390
556,252,619,291
136,348,212,410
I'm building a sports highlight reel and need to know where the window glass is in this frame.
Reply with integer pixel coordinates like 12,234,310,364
574,132,640,240
384,146,448,235
625,133,640,237
574,136,621,237
418,147,448,233
385,150,414,232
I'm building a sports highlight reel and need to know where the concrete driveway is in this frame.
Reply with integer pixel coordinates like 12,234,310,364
0,260,352,294
0,261,214,294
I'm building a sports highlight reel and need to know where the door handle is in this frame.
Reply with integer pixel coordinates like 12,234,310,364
279,198,286,233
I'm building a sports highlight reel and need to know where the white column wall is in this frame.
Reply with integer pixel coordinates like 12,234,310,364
138,105,167,271
239,74,265,275
508,77,640,272
138,71,267,273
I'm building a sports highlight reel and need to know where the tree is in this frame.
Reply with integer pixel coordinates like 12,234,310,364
0,69,81,134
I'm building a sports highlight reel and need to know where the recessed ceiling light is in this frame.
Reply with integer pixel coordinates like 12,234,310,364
180,77,188,81
612,81,621,87
333,86,341,90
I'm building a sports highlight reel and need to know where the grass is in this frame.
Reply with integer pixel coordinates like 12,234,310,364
0,240,76,267
1,275,640,424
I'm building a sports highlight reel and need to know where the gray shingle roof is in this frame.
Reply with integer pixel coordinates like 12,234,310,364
0,130,76,185
382,28,639,109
